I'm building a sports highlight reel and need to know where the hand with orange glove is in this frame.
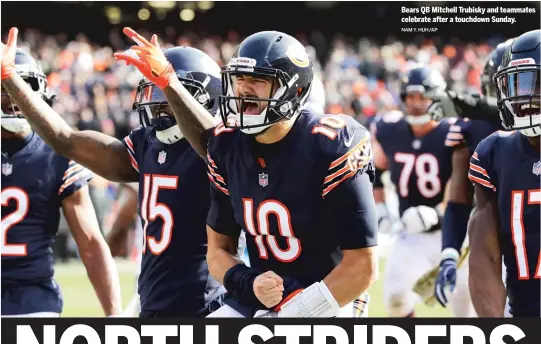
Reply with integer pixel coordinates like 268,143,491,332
114,27,175,90
1,27,19,80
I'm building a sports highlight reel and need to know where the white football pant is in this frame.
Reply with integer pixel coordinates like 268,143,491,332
383,230,475,317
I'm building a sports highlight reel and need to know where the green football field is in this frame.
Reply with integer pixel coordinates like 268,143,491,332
54,257,452,318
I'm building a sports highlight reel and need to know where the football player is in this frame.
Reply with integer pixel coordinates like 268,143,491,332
1,48,122,317
1,28,226,317
468,29,540,317
434,40,513,308
106,182,142,317
115,28,378,318
371,65,475,317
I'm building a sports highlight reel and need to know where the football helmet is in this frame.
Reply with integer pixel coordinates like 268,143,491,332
219,31,314,135
133,46,221,144
1,49,53,133
494,29,540,137
400,65,446,125
481,38,514,106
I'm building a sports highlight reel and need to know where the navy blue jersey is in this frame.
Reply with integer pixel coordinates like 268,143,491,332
123,127,225,316
1,133,92,284
469,131,540,317
2,133,91,315
373,113,454,215
207,110,378,288
445,117,501,153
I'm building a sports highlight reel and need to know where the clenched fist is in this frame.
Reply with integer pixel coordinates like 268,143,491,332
253,271,284,308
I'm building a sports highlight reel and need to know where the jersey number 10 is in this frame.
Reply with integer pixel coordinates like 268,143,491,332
243,198,302,263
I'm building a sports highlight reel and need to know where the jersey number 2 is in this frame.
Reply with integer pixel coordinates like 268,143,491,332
511,189,541,280
394,152,441,198
1,187,29,256
243,198,302,263
141,175,178,255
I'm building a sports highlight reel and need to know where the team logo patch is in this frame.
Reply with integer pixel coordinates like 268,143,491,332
158,150,167,165
412,139,421,150
533,161,541,176
509,58,535,66
2,162,12,176
285,45,310,68
259,173,269,187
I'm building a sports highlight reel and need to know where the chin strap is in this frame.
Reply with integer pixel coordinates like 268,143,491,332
405,114,432,125
1,117,31,133
155,125,184,144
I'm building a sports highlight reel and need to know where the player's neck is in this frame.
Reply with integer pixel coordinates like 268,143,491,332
254,119,295,144
410,121,437,138
526,135,540,152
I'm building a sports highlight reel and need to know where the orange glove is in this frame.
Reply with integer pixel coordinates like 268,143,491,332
1,27,18,80
114,27,174,90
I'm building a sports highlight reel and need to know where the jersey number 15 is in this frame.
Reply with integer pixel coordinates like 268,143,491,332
141,175,179,255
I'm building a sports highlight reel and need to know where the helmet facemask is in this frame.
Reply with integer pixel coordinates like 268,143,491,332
403,86,437,125
494,62,541,137
134,71,216,143
1,70,50,133
219,58,309,135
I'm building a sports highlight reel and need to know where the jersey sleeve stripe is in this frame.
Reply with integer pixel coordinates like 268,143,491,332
124,136,136,155
324,164,350,184
446,133,464,140
322,169,357,197
472,152,479,160
128,154,139,172
207,173,230,195
468,173,496,191
122,137,139,172
449,125,462,133
445,139,462,147
63,164,84,180
208,165,226,184
328,134,369,170
469,162,490,178
58,170,92,195
207,153,218,169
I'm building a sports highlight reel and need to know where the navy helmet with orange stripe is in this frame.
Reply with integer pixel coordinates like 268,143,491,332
494,29,541,137
399,64,447,126
218,31,314,135
1,49,54,133
133,46,222,143
481,38,514,104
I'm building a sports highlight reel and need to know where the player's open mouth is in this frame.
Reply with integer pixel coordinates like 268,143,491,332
517,102,540,117
241,99,261,115
1,103,22,116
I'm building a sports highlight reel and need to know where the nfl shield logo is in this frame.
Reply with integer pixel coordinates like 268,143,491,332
158,150,167,165
533,161,541,176
2,163,12,176
259,173,268,187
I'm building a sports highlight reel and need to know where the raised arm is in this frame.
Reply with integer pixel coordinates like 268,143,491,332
113,27,218,159
162,77,219,158
1,28,138,182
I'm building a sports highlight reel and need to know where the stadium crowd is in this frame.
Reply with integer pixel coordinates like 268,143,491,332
9,27,508,258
